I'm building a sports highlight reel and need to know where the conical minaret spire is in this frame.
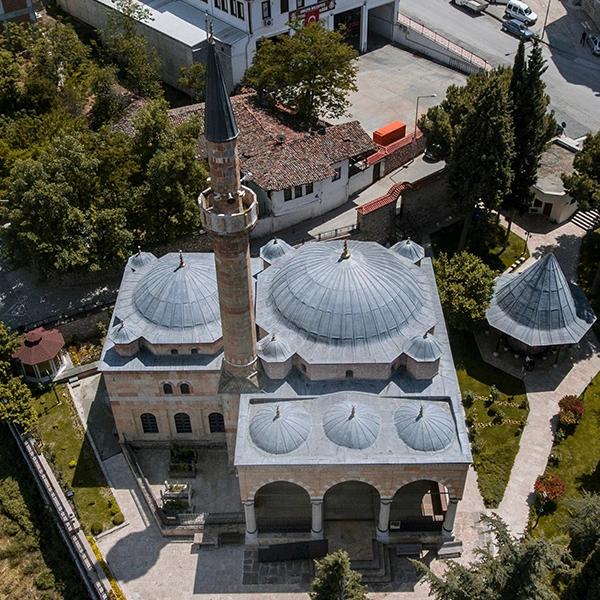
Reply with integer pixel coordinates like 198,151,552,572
198,38,259,384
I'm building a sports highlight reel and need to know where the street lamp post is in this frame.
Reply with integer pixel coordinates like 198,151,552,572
414,94,437,140
541,0,552,42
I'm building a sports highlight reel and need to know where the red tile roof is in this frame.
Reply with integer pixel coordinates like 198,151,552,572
13,327,64,365
356,182,409,216
168,93,377,191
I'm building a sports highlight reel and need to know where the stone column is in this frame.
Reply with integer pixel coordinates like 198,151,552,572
244,500,258,544
311,498,324,538
376,497,393,542
360,3,369,53
442,498,459,539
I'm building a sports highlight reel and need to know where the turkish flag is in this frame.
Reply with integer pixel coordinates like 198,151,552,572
304,8,320,25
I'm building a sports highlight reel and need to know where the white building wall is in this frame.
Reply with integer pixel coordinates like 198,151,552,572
530,188,578,224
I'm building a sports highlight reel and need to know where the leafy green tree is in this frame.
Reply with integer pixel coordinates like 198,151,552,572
563,131,600,293
449,75,514,249
504,39,554,235
310,550,368,600
179,62,206,102
0,322,20,379
245,22,358,124
0,377,37,432
101,0,161,97
0,48,22,114
564,492,600,561
434,252,496,331
563,540,600,600
415,514,567,600
90,67,127,129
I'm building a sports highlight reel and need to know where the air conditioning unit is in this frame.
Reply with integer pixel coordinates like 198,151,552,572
263,17,273,26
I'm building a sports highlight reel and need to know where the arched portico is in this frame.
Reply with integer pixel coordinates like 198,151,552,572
323,480,380,522
253,481,311,534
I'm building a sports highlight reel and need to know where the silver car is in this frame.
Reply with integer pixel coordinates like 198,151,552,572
587,34,600,56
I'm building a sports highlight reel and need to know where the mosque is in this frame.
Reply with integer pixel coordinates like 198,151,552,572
99,38,471,553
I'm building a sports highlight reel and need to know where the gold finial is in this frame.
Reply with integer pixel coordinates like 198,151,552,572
417,404,424,419
274,405,281,420
137,245,142,256
406,237,411,245
179,250,185,268
350,405,356,419
207,17,214,44
340,240,351,260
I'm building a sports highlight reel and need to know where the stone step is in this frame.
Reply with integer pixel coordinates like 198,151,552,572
437,540,463,559
571,209,600,231
352,541,392,584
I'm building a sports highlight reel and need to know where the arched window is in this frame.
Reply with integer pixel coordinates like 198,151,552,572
163,382,173,394
140,413,158,434
171,349,178,355
180,382,191,395
191,348,198,355
208,412,225,433
345,370,354,379
174,412,192,434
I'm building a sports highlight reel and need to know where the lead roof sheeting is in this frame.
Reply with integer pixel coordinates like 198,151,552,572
486,254,596,346
390,239,425,264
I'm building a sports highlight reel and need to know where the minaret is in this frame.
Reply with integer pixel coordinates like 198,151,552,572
199,36,259,385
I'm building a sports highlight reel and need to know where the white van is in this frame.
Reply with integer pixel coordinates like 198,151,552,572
505,0,538,25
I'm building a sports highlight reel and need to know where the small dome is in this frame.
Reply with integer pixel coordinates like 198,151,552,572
249,404,310,454
323,401,380,449
260,238,295,264
257,334,294,362
394,403,454,452
109,320,138,345
390,239,425,264
129,250,155,269
270,240,424,343
133,253,220,329
405,333,443,362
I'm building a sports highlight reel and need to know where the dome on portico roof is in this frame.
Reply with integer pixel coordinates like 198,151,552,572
390,238,425,264
129,248,155,270
109,320,138,345
323,401,381,450
260,238,295,265
249,404,311,454
394,402,454,452
405,332,443,362
257,333,294,362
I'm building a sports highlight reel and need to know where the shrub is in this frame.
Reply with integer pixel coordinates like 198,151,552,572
34,568,55,591
493,409,506,424
91,522,103,536
558,395,584,427
489,385,500,403
68,459,77,469
534,473,566,504
548,451,561,467
463,390,476,407
112,512,125,526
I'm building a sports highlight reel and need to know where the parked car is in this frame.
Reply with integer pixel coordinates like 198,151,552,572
502,18,535,40
505,0,537,25
451,0,489,14
587,34,600,56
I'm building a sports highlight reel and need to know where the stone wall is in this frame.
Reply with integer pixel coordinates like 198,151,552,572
383,135,426,175
238,462,469,501
58,308,112,344
356,201,397,243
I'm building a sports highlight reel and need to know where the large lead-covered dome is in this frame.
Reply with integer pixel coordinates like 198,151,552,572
269,241,424,342
133,253,221,329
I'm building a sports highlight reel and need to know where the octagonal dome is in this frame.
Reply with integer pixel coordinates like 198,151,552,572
257,334,294,362
260,238,295,265
390,238,425,264
133,253,221,329
405,333,443,362
394,402,454,452
269,240,424,343
109,320,138,345
129,249,155,270
323,401,380,449
249,404,310,454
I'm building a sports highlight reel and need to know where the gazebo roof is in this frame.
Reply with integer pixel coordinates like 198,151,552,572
13,327,65,365
486,254,596,347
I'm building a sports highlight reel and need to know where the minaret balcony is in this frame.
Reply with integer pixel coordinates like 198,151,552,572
199,185,258,235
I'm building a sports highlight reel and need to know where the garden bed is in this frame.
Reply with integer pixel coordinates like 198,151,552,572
31,386,121,535
430,217,528,272
533,373,600,540
450,330,529,508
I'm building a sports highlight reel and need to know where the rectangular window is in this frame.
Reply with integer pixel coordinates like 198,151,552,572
305,182,313,194
262,1,271,19
284,188,292,201
237,1,244,19
230,0,236,15
294,185,303,198
280,0,288,12
297,0,305,8
332,166,342,181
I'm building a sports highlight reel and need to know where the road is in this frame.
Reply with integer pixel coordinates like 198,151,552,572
399,0,600,138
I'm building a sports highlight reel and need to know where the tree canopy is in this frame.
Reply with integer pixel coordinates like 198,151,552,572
245,22,358,124
310,550,368,600
563,131,600,213
434,251,496,331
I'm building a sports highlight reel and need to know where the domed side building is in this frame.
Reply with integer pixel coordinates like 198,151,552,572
99,39,471,557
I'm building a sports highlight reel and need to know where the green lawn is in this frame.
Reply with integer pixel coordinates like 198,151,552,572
32,386,120,535
449,330,529,508
577,227,600,337
534,373,600,540
0,425,87,599
430,218,529,272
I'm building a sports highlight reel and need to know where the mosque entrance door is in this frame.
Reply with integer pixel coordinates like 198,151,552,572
323,481,379,522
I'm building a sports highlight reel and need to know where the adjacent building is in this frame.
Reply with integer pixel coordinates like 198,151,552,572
13,327,67,383
0,0,36,22
57,0,399,91
99,36,471,552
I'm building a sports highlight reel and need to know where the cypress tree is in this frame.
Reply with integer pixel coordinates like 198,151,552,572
310,550,368,600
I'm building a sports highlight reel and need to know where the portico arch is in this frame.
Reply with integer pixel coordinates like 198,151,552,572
323,480,380,522
254,481,311,533
389,480,449,532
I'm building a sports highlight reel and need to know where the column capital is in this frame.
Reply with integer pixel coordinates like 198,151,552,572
380,497,394,505
310,497,324,505
243,499,255,507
